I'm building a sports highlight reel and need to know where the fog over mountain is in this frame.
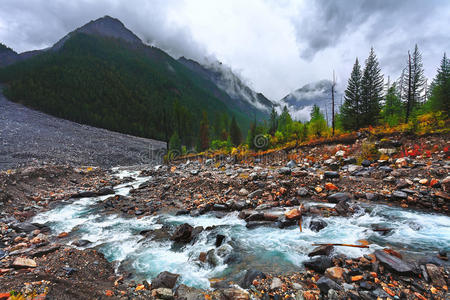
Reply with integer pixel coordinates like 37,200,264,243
0,0,449,101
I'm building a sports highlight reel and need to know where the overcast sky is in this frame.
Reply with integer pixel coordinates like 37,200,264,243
1,0,449,100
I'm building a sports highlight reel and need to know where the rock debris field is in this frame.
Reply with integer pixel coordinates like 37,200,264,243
0,86,166,170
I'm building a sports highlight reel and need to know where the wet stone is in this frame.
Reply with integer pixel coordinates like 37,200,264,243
324,171,340,179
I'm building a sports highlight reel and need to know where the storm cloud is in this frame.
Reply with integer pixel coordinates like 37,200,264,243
0,0,449,100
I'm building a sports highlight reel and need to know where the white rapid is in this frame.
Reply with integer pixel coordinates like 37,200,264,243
33,170,450,289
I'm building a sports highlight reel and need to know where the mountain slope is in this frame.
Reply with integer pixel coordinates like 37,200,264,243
280,80,342,121
0,16,268,143
178,57,273,118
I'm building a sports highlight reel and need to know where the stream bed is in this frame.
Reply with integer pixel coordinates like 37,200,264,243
32,170,450,289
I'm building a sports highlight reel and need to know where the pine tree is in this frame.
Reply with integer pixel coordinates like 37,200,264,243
428,53,450,113
403,45,426,122
360,47,384,127
341,58,362,131
229,115,243,146
269,107,278,135
199,111,209,151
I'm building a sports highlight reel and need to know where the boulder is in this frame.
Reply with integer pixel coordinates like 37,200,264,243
245,221,274,229
240,269,266,288
316,276,342,294
215,234,226,247
297,188,309,197
152,288,173,300
327,192,350,203
285,208,301,220
277,216,296,229
96,187,115,196
239,188,249,196
287,160,297,169
334,200,350,216
221,288,249,300
11,222,38,233
392,191,407,199
303,256,333,273
171,223,193,243
151,271,180,290
175,284,204,300
374,250,413,274
325,267,344,280
308,245,333,257
278,167,291,175
270,277,282,290
248,189,263,199
12,257,37,268
324,171,340,179
426,264,446,287
309,219,327,232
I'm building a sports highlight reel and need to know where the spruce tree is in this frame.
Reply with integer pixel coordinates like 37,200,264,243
360,47,384,127
428,53,450,113
403,45,426,122
382,83,404,126
341,58,362,131
229,116,243,146
269,107,278,135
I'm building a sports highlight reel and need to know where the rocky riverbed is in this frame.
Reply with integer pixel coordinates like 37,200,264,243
0,134,449,299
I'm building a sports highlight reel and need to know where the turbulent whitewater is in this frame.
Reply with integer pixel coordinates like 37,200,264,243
33,170,450,289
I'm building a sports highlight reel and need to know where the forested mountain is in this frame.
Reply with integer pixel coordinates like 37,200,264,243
0,16,273,145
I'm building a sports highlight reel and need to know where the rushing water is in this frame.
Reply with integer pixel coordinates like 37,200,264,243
33,170,450,289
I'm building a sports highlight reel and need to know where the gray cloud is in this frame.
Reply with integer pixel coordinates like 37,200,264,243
0,0,449,100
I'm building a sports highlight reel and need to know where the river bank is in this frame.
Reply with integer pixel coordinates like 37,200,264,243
0,134,449,299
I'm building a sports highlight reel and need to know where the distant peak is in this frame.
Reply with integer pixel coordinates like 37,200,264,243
52,15,142,50
77,16,142,44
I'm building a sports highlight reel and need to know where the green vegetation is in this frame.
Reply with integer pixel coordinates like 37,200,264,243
0,33,253,148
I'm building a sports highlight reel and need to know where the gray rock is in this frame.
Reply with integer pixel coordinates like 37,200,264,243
297,188,309,197
151,271,180,289
316,276,342,294
72,239,92,247
374,250,413,274
270,277,282,290
308,245,333,257
327,192,350,203
152,288,173,299
11,222,38,233
171,223,193,243
309,219,327,232
240,269,266,288
335,200,350,216
246,221,274,229
361,160,371,167
248,189,263,199
287,160,297,168
392,191,407,199
278,167,291,175
324,171,340,179
303,256,333,273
